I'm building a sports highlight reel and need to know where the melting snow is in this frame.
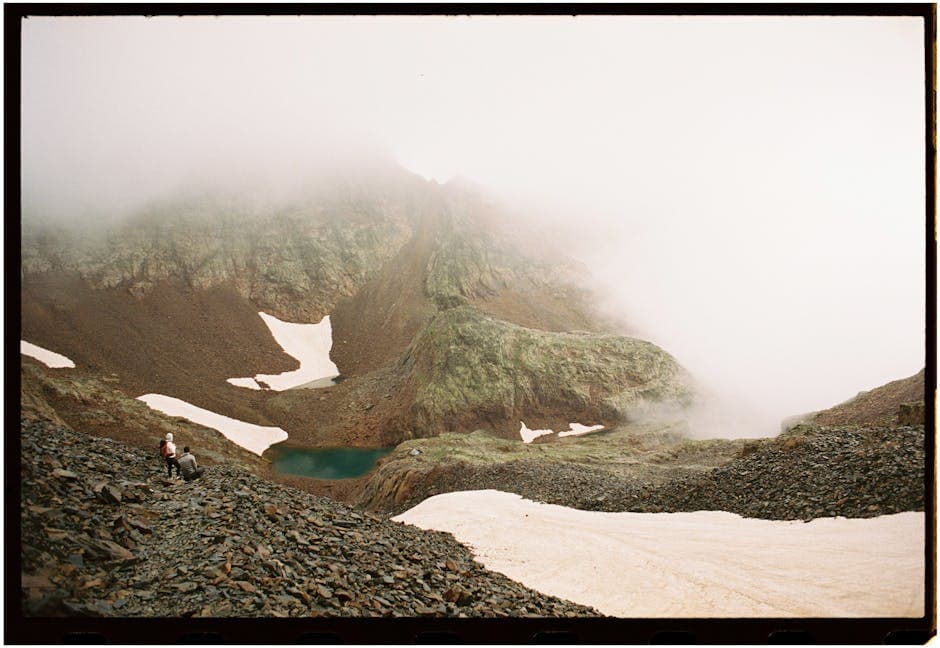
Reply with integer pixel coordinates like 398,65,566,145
229,312,339,391
21,340,75,369
558,423,605,438
520,421,605,443
227,377,261,390
519,422,554,443
137,394,287,456
395,490,925,618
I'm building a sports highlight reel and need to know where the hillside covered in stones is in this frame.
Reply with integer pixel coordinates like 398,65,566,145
358,420,925,521
809,368,926,427
20,418,597,618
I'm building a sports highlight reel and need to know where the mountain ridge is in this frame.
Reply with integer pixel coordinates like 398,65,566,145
21,163,693,449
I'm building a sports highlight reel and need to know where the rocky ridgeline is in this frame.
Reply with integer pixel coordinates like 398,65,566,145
627,424,925,520
20,419,597,618
375,425,925,521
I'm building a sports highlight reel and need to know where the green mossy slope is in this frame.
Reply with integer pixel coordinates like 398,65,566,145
403,306,693,437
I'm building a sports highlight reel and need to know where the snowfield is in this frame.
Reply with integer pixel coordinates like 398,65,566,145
229,312,339,391
519,421,605,443
21,340,75,369
394,490,924,618
137,394,287,455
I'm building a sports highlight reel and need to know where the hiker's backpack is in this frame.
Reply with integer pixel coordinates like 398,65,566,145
160,440,169,459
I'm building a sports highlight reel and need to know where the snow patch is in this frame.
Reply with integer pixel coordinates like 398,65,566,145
395,490,924,618
229,312,339,391
21,340,75,369
227,377,261,390
558,423,605,438
520,421,605,443
137,394,287,456
519,421,554,443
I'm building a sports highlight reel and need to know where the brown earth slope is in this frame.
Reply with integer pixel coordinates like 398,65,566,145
19,360,267,476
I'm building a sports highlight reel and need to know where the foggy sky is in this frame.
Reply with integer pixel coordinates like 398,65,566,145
21,15,927,434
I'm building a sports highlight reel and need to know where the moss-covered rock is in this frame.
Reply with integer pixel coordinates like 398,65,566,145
404,306,693,437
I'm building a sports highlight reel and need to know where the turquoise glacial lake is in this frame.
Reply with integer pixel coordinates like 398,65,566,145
269,445,393,480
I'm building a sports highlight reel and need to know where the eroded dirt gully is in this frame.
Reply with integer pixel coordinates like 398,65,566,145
269,206,443,449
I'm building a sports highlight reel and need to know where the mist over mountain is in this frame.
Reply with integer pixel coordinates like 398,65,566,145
23,162,702,451
22,15,925,437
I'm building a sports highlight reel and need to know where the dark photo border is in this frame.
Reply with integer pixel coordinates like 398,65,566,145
5,3,936,644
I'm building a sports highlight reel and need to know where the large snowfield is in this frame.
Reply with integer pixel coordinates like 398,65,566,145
20,340,75,369
137,393,288,455
395,489,925,618
228,312,339,391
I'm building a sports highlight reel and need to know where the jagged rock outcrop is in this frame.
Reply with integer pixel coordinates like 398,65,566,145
898,401,925,425
22,187,415,323
21,419,598,618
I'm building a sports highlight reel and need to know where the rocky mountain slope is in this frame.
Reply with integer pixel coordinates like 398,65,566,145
357,371,926,521
21,162,693,449
780,369,926,432
361,423,924,521
22,167,421,323
809,368,926,426
20,418,597,618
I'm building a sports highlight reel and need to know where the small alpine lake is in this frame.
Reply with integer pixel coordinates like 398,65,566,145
268,445,393,480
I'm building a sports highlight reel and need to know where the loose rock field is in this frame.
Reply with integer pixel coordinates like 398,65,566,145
20,418,597,618
373,424,925,521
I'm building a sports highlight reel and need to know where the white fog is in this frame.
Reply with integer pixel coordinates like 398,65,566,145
21,15,926,435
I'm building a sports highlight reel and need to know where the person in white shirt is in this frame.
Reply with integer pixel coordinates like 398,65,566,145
162,432,182,479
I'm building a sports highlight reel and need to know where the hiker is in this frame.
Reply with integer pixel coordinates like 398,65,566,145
162,432,182,479
177,446,206,482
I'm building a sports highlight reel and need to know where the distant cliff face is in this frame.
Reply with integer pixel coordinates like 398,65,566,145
22,181,420,323
20,163,696,447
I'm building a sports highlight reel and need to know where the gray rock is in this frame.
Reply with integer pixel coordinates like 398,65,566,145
20,418,599,619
